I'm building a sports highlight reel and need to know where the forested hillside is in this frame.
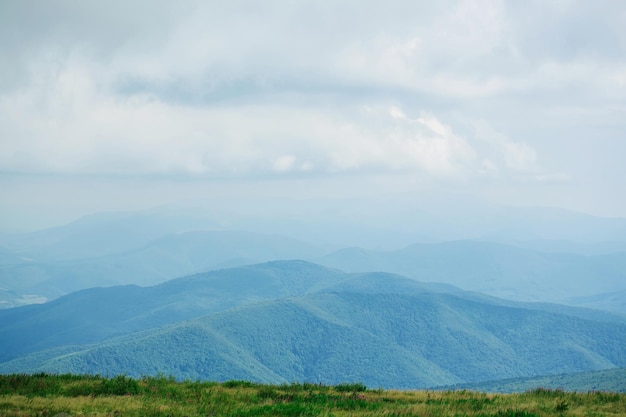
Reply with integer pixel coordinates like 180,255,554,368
2,261,625,389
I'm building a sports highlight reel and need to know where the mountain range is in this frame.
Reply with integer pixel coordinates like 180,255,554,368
2,209,626,314
315,241,626,310
1,261,625,389
441,367,626,393
0,226,325,308
2,206,626,390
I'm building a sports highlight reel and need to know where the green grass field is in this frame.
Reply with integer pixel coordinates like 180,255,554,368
1,373,625,417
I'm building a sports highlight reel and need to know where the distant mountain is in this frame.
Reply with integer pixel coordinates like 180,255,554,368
1,261,625,389
0,210,222,261
315,241,626,311
215,197,626,248
503,239,626,255
565,290,626,314
5,228,626,316
0,230,325,308
0,261,345,363
477,205,626,243
3,205,626,311
441,367,626,393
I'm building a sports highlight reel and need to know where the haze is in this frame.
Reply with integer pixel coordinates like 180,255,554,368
1,0,626,234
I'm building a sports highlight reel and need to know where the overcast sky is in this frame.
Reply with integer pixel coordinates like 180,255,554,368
1,0,625,231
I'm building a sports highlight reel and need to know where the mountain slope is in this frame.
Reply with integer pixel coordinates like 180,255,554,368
4,291,625,388
316,241,626,309
0,211,220,261
0,230,325,308
2,261,625,389
0,261,346,362
566,290,626,314
442,367,626,393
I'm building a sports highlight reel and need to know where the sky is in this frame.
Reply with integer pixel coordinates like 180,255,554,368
1,0,626,232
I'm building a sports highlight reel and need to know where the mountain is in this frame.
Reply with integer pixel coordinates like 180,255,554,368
0,210,222,261
0,230,325,308
212,197,626,248
6,236,626,314
441,367,626,393
3,205,626,311
565,290,626,314
476,205,626,243
503,239,626,255
1,261,625,389
315,241,626,311
0,261,345,363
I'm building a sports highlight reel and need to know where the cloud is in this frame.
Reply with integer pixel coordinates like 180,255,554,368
469,120,540,173
1,0,624,200
0,41,568,187
502,142,538,173
3,0,623,107
0,64,482,179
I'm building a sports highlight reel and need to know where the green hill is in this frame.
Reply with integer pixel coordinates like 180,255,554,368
0,261,346,363
442,367,626,393
2,261,625,389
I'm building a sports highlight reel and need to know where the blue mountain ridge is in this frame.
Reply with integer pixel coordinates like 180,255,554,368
1,261,624,389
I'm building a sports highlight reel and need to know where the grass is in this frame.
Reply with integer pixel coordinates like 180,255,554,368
1,373,625,417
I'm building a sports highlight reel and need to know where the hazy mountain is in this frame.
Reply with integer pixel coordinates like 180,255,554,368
0,261,347,363
316,241,626,310
4,230,626,315
1,261,624,389
0,230,325,308
503,239,626,255
441,367,626,393
4,203,626,257
206,198,626,248
475,205,626,244
3,205,626,310
0,210,225,261
565,290,626,315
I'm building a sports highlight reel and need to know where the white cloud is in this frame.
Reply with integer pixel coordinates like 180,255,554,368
535,173,571,183
389,106,407,120
503,142,538,173
480,159,499,176
3,0,623,105
470,120,541,174
0,50,568,187
273,155,296,172
1,0,625,218
0,69,483,179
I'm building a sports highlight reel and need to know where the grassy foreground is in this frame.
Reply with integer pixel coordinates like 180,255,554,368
1,374,625,417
